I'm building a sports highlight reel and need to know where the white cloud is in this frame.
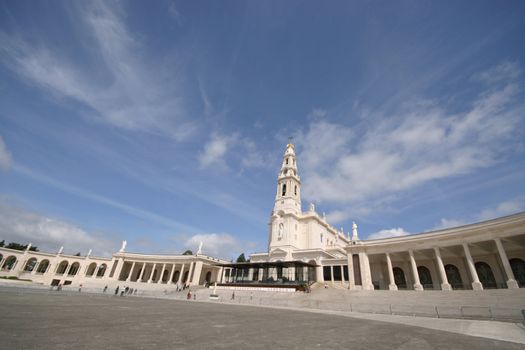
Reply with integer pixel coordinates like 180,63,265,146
473,61,521,84
476,199,525,221
0,199,118,256
368,227,411,240
434,199,525,230
433,218,467,230
0,135,12,170
183,233,242,259
297,64,524,213
199,133,237,168
0,1,195,141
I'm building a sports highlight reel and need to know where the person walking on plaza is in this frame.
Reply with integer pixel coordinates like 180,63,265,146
103,285,108,293
115,286,119,295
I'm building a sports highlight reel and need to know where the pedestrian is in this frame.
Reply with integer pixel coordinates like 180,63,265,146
103,285,108,293
78,284,82,292
231,291,235,300
125,286,129,293
57,283,62,291
115,286,119,295
193,293,196,300
187,291,191,300
134,289,138,295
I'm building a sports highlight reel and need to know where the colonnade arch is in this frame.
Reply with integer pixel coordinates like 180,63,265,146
510,258,525,287
444,264,463,289
2,256,17,270
86,263,97,276
417,266,433,289
36,259,50,273
393,267,407,289
56,260,69,274
96,264,107,277
24,258,38,272
475,262,497,289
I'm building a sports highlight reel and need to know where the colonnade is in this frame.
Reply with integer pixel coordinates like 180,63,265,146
338,237,523,291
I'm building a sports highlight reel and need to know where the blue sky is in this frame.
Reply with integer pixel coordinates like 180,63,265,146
0,1,524,259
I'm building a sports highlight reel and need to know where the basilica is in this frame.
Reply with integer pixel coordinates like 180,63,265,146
1,143,524,292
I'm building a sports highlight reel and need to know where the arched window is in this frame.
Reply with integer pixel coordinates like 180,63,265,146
393,267,407,289
96,264,107,277
182,270,189,283
36,260,50,274
294,185,297,195
56,260,69,274
86,262,97,276
205,271,212,283
282,184,286,196
475,262,497,289
68,262,80,275
417,266,433,289
509,258,525,287
24,258,38,272
286,158,289,165
162,269,169,282
2,256,17,270
172,270,180,283
445,264,463,289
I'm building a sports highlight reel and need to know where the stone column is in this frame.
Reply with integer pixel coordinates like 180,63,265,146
168,264,177,284
408,250,423,291
147,263,157,283
177,264,185,284
157,264,166,284
358,252,374,290
330,265,334,283
340,265,345,283
462,243,483,290
114,258,125,281
434,247,452,291
138,263,147,282
494,238,519,289
126,261,136,282
347,253,355,289
315,262,324,283
190,261,203,286
217,267,224,283
385,253,397,291
187,262,195,285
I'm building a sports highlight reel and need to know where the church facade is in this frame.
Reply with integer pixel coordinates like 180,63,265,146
1,143,524,292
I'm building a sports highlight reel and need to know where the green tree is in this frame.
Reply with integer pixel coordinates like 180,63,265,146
5,242,38,251
182,250,193,255
236,253,246,263
0,240,4,247
74,252,81,256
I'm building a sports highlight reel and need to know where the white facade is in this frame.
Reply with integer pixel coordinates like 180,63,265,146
248,143,525,291
1,142,524,292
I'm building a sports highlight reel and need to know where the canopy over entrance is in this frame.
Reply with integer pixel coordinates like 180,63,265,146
218,261,317,291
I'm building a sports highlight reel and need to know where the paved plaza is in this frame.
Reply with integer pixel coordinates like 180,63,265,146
0,288,524,349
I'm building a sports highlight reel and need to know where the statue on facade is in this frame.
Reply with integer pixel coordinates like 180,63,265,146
119,240,127,252
58,246,64,255
197,241,203,255
309,203,315,212
87,249,92,257
352,221,359,241
25,243,32,252
278,223,284,239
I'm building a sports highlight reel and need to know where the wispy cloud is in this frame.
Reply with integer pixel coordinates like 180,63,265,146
0,198,118,256
436,198,525,230
199,132,237,168
13,164,200,233
367,227,411,240
0,135,12,170
183,233,242,260
0,1,195,141
297,62,524,222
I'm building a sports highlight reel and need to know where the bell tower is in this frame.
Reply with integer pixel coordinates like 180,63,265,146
273,142,301,215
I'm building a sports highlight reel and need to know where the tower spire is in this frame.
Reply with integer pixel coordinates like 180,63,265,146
274,141,301,214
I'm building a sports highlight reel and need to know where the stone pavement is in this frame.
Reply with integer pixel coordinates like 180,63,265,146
0,288,524,349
